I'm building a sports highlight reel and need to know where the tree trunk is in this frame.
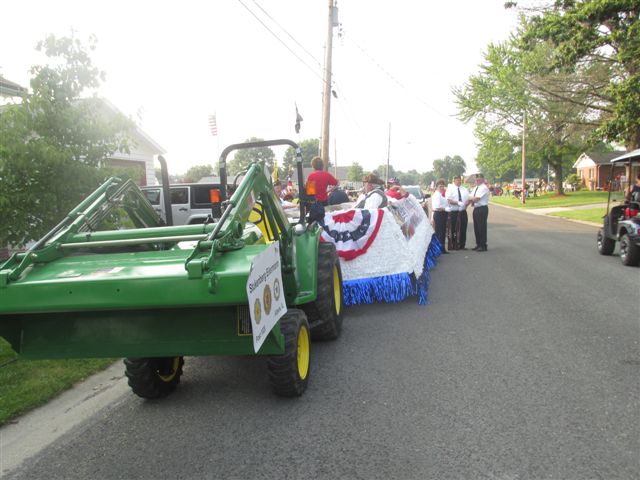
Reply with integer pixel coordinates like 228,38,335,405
627,126,640,151
553,163,564,195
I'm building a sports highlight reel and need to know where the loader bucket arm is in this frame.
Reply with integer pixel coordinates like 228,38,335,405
0,176,163,284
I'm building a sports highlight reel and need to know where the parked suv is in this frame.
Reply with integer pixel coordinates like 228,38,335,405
597,150,640,266
141,183,222,225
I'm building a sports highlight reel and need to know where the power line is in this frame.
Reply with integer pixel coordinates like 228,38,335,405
345,33,450,119
236,0,325,84
250,0,323,70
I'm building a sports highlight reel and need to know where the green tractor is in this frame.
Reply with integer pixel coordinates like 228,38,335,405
0,139,344,398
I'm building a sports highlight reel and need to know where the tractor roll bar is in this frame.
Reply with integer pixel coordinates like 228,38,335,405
217,139,305,222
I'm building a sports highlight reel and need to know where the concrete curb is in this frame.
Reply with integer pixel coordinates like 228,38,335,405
0,360,128,475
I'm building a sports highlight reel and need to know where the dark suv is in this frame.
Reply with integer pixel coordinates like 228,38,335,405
597,150,640,266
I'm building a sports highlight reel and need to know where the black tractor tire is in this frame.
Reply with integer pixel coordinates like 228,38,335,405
302,242,344,341
124,356,184,399
597,229,615,256
267,309,310,397
619,233,640,266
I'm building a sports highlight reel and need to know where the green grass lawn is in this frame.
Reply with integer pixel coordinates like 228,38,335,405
491,190,609,209
0,338,115,426
547,207,607,224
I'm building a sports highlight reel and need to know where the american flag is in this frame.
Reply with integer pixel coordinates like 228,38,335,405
208,114,218,137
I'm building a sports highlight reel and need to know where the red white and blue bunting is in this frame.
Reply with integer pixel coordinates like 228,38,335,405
320,196,441,306
319,209,384,260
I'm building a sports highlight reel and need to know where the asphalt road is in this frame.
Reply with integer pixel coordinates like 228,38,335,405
2,205,639,480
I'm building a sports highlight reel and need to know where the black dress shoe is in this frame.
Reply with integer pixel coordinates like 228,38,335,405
442,250,450,254
476,247,487,252
471,246,479,251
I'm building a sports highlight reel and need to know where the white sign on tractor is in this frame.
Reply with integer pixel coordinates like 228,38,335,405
245,242,286,353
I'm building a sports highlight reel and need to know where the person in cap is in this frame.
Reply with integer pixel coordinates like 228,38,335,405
445,175,469,250
355,173,388,209
430,178,449,253
469,173,490,252
385,177,409,200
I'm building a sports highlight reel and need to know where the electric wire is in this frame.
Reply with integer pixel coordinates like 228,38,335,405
235,0,325,84
345,34,451,119
250,0,323,70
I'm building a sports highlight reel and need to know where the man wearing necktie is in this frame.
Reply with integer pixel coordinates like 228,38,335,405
469,173,490,252
446,175,470,250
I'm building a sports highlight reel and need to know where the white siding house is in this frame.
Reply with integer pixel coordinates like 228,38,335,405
100,99,165,186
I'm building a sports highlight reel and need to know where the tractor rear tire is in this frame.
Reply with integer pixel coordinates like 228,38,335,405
267,309,310,397
620,233,640,266
302,242,344,341
124,356,184,399
597,229,615,255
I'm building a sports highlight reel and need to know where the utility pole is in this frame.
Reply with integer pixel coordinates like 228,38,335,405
334,138,338,177
386,122,391,185
320,0,336,171
521,110,527,205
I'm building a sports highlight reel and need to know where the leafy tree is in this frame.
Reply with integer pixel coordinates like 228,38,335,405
454,28,598,193
227,137,276,175
518,0,640,149
347,162,364,182
183,164,214,183
374,164,395,181
420,171,437,187
398,169,420,185
0,34,135,246
474,121,520,181
432,155,466,182
282,138,320,175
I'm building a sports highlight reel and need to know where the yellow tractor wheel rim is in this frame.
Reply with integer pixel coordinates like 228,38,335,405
158,357,180,382
333,265,342,316
297,325,310,380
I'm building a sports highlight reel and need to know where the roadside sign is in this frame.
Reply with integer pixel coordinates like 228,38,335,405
246,242,286,353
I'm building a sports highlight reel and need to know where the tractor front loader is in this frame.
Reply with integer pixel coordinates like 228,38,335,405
0,139,344,398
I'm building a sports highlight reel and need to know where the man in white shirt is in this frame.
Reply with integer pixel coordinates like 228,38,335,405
469,173,490,252
445,175,470,250
430,178,449,253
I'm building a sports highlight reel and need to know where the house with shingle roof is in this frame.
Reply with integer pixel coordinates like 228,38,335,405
0,75,27,97
572,151,626,190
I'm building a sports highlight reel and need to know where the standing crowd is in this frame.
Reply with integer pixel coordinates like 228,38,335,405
430,174,490,253
275,158,492,255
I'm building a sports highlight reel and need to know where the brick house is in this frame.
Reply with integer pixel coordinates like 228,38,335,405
572,151,626,190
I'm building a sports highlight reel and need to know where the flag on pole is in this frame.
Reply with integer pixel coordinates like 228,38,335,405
208,114,218,137
295,103,303,134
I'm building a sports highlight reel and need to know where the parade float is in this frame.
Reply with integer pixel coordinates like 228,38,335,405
319,195,441,306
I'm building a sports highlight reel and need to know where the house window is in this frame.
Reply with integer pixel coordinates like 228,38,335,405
589,169,593,179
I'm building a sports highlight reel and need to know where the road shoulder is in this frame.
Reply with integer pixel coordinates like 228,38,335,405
0,361,128,475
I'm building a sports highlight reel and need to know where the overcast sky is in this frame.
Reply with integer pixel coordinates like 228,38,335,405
1,0,523,175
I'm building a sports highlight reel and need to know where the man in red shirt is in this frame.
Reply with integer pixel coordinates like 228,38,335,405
307,156,338,205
